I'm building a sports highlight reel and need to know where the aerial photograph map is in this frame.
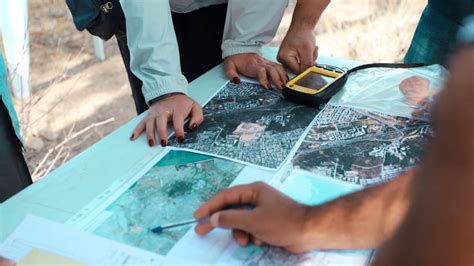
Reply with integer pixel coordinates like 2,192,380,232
290,105,432,186
91,150,245,256
169,81,321,169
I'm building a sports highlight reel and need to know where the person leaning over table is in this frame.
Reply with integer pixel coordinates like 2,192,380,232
125,0,471,147
193,7,474,266
123,0,334,148
67,0,329,147
113,0,291,148
0,54,32,204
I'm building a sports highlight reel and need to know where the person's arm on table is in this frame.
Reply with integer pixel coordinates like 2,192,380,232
277,0,330,73
121,0,204,147
194,169,415,253
373,44,474,266
222,0,290,90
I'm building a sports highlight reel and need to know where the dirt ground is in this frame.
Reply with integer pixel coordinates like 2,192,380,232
4,0,426,181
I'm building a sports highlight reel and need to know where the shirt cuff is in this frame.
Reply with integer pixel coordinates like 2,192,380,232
142,75,189,105
222,41,263,58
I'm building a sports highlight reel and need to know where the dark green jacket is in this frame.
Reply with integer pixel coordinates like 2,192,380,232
65,0,101,31
66,0,123,41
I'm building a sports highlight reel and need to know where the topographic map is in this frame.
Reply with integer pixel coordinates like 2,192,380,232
169,81,321,169
91,150,244,255
290,105,432,186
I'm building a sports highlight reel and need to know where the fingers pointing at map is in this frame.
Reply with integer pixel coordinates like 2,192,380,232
194,182,313,254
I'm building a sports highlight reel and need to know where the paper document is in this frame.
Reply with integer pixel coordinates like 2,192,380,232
67,149,275,259
0,215,162,265
168,81,321,169
64,148,374,265
18,248,87,266
282,105,431,186
162,167,373,265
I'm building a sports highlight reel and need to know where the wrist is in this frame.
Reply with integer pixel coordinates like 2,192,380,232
284,26,315,44
299,203,347,250
288,20,316,34
299,205,324,248
148,92,185,106
222,43,262,59
224,52,259,59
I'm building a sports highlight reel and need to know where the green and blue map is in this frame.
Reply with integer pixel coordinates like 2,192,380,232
92,150,245,255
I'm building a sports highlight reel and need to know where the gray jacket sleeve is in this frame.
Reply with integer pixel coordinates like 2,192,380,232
120,0,188,104
221,0,289,58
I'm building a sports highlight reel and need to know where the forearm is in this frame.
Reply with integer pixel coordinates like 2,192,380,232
288,0,330,33
301,169,416,250
373,44,474,266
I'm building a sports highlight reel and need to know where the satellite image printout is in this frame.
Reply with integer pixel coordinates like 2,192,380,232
91,150,245,255
169,81,321,169
290,105,431,186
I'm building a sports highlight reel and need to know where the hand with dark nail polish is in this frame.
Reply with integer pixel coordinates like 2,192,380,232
177,136,185,144
190,123,198,131
129,94,204,149
224,54,288,92
161,140,167,147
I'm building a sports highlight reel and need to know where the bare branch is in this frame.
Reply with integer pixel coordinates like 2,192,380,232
31,117,115,181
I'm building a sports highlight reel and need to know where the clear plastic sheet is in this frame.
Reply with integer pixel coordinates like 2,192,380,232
329,64,448,121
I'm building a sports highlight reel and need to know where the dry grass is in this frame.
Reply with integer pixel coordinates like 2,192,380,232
2,0,427,179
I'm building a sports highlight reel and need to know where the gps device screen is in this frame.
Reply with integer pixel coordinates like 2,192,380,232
295,72,334,90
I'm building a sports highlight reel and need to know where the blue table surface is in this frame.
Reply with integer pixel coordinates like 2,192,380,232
0,47,362,241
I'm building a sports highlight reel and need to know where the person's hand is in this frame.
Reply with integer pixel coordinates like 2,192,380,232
399,76,431,106
399,76,441,120
193,182,312,254
277,28,317,74
0,257,15,266
130,94,204,147
224,53,289,90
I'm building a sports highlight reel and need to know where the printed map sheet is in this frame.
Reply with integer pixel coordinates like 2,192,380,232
168,81,321,169
164,163,372,265
68,150,245,256
0,215,162,266
285,104,431,186
67,149,372,265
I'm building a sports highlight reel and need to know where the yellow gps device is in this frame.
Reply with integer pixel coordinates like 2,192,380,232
283,65,347,106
